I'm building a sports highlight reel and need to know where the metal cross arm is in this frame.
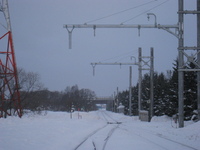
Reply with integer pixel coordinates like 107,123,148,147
63,23,179,49
91,62,138,66
64,24,178,29
91,62,138,76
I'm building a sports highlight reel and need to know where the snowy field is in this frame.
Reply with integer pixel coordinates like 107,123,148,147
0,110,199,150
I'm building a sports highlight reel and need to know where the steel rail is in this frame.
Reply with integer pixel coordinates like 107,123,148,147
73,111,121,150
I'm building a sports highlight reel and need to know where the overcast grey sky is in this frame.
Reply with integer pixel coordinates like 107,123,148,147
2,0,196,96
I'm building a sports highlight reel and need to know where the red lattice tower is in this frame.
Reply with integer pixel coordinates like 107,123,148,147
0,0,22,118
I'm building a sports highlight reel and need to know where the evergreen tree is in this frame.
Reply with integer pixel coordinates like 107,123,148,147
184,60,197,120
131,85,139,115
118,90,129,115
154,72,170,116
141,73,150,111
166,59,178,117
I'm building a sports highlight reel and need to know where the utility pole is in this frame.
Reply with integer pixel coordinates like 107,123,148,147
138,48,142,112
116,87,119,113
177,0,200,127
129,66,132,116
178,0,184,128
138,48,154,120
150,48,154,119
197,0,200,123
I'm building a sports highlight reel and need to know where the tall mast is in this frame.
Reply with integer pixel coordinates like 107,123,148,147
0,0,22,118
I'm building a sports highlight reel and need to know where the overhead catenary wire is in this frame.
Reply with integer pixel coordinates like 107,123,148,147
121,0,170,24
99,50,137,62
84,0,158,24
114,55,133,63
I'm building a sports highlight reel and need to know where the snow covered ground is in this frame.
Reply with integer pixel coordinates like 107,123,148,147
0,110,199,150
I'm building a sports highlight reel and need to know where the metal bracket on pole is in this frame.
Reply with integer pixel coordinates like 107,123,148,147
138,25,141,37
147,13,157,27
91,63,96,76
158,26,179,39
131,56,138,65
93,25,96,36
66,25,74,49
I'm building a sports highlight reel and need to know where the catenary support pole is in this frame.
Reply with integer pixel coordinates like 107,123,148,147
178,0,184,128
138,48,142,114
150,48,154,120
116,87,119,113
129,66,132,116
197,0,200,121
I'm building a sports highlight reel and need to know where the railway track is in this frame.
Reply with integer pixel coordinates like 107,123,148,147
72,111,197,150
73,110,121,150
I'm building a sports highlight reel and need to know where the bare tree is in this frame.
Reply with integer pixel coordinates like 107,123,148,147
0,68,44,117
17,68,44,113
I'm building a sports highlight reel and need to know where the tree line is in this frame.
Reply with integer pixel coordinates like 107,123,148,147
21,85,97,112
118,59,197,120
1,68,97,118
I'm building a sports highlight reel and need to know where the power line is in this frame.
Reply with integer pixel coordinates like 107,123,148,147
84,0,157,24
121,0,170,24
100,50,136,62
114,56,133,63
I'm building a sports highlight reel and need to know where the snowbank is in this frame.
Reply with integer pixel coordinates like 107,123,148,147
151,115,171,122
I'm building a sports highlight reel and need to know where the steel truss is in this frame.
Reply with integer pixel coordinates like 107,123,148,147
0,0,22,118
